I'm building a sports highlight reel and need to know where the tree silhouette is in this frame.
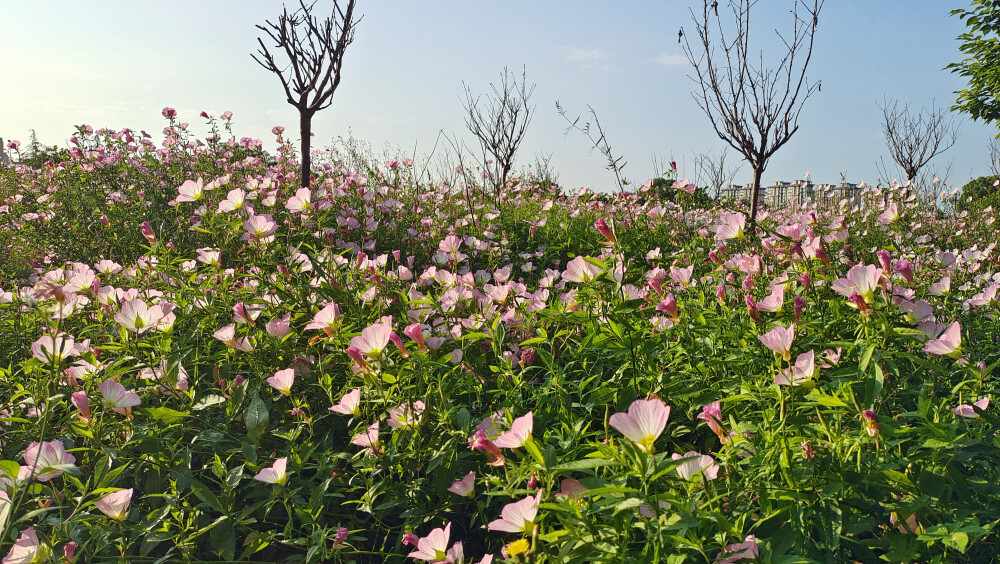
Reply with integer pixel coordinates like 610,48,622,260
253,0,359,188
683,0,823,223
878,98,959,184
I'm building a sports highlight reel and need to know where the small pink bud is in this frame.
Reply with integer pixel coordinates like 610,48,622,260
139,221,156,244
64,541,79,562
793,296,806,322
527,473,539,490
745,295,761,322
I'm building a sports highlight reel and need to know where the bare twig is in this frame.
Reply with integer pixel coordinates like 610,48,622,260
683,0,823,223
253,0,359,187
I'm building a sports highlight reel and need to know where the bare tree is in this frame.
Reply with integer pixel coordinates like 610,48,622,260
683,0,823,223
990,137,1000,177
695,147,743,199
462,67,535,204
879,98,960,184
253,0,359,188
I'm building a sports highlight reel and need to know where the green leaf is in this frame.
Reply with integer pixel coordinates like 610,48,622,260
0,461,20,481
524,438,546,467
141,407,190,424
614,497,645,515
193,394,227,411
883,469,914,488
859,342,876,372
245,394,269,442
189,479,223,512
210,518,236,560
550,458,616,472
805,391,848,408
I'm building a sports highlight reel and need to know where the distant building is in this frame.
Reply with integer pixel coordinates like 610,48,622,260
721,179,863,207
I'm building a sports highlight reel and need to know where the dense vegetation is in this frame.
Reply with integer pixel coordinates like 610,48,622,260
0,112,998,563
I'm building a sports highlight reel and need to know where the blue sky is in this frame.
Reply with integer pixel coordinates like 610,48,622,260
1,1,995,191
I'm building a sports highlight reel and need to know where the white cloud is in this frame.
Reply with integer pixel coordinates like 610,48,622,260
566,49,603,63
656,53,689,67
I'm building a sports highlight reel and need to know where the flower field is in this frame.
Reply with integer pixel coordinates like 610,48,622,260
0,112,999,563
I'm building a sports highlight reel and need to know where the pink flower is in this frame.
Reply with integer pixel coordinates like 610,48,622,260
448,471,476,497
714,212,746,241
217,188,247,213
774,350,818,387
672,178,697,194
286,187,312,214
488,491,542,534
351,422,380,449
562,256,603,283
594,218,615,243
655,294,680,322
253,457,288,485
233,302,261,326
408,522,463,563
929,276,951,296
266,312,292,339
952,397,990,418
672,451,719,481
115,298,158,333
94,488,133,521
332,527,349,550
304,302,341,336
697,401,728,443
267,368,295,396
609,398,671,454
161,107,177,119
70,391,91,424
23,440,76,481
346,345,371,372
756,285,784,313
404,323,427,348
213,324,254,352
669,265,694,288
241,214,277,245
556,478,588,501
758,324,795,362
716,535,760,564
98,379,141,414
877,201,899,225
493,411,534,448
31,333,82,363
3,527,46,564
468,430,505,467
350,322,394,359
330,388,361,416
63,541,77,563
923,321,961,358
387,401,425,429
175,178,205,203
831,264,881,305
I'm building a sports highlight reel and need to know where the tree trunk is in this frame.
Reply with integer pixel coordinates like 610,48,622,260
299,109,314,188
750,164,764,224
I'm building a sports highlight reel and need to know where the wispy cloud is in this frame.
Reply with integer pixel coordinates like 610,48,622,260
656,53,688,67
566,49,603,63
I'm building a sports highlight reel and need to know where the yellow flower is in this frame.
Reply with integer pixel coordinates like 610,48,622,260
505,539,530,556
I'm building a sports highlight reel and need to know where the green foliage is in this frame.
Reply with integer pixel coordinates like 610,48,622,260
948,1,1000,132
0,113,999,562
